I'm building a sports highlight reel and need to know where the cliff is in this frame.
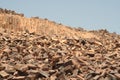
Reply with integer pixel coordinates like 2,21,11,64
0,8,98,39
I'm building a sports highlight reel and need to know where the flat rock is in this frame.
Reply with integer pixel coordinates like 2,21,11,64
12,76,25,80
0,71,9,78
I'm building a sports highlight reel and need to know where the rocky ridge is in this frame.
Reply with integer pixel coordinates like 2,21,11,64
0,8,120,80
0,8,98,39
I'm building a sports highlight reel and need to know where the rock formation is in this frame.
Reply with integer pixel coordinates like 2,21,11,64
0,8,120,80
0,8,98,39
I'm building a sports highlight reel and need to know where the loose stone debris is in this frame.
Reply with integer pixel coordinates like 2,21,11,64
0,28,120,80
0,8,120,80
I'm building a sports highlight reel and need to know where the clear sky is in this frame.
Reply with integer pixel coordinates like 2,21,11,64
0,0,120,34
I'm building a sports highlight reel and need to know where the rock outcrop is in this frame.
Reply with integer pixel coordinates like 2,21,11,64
0,8,120,80
0,8,98,39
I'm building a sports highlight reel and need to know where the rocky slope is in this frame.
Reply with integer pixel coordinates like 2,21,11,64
0,8,120,80
0,8,98,39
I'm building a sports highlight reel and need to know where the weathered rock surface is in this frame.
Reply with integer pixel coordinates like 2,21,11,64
0,8,120,80
0,8,98,39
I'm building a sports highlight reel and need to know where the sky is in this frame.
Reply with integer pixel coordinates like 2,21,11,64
0,0,120,34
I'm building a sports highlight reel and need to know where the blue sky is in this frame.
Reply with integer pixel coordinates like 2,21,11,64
0,0,120,34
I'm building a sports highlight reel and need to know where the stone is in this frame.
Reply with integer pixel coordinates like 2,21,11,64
3,47,11,53
0,71,9,78
12,76,25,80
27,64,37,69
0,66,5,71
50,76,56,80
39,70,49,78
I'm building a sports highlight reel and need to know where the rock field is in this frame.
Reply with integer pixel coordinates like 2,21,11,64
0,28,120,80
0,9,120,80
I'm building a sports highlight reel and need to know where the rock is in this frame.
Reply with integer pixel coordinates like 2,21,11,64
5,66,16,74
27,70,39,74
12,76,25,80
14,64,25,71
27,74,36,80
39,70,49,78
3,47,11,53
0,71,9,78
27,64,37,69
0,66,5,71
114,73,120,79
50,76,56,80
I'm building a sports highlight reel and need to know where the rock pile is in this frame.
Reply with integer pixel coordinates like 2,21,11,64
0,27,120,80
0,8,120,80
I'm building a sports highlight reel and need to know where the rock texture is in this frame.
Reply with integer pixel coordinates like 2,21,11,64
0,8,98,39
0,8,120,80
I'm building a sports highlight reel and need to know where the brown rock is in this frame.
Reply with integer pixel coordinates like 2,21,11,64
27,64,37,69
39,70,49,78
12,76,25,80
50,76,56,80
27,74,36,80
6,66,16,74
0,66,5,71
3,47,11,53
0,71,9,78
27,70,39,74
114,73,120,79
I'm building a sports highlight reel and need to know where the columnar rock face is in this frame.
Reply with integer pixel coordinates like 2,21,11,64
0,8,98,39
